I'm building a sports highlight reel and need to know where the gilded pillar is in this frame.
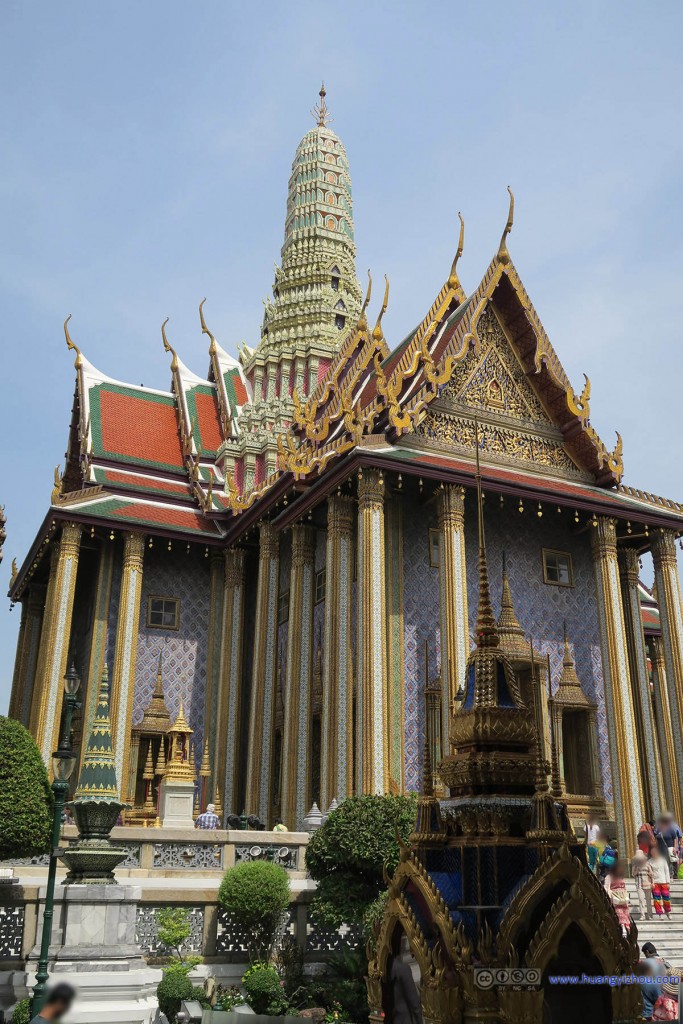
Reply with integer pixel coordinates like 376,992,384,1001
618,547,663,819
356,468,388,795
29,553,59,738
591,518,644,855
17,584,46,728
651,528,683,821
204,553,225,793
281,525,316,829
8,602,28,721
110,531,145,800
650,636,679,819
80,544,115,753
245,522,280,823
33,524,82,765
321,496,354,808
217,547,247,815
436,485,469,750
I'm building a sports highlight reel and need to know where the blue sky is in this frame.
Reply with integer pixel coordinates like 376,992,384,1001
1,1,682,710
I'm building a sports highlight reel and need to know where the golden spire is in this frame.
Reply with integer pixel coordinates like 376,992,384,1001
497,552,530,660
64,314,83,369
312,82,332,127
200,736,211,778
142,741,155,781
448,212,465,287
556,623,586,695
473,420,499,648
214,782,223,821
496,186,514,265
154,739,166,777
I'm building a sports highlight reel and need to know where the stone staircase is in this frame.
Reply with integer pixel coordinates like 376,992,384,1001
625,878,683,964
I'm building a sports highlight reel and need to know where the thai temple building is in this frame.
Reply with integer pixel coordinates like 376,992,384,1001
7,88,683,861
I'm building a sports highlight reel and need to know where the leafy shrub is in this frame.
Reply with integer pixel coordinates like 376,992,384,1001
362,890,389,952
10,998,31,1024
243,962,286,1014
0,717,52,861
156,907,192,959
218,860,290,961
157,968,193,1023
306,794,417,927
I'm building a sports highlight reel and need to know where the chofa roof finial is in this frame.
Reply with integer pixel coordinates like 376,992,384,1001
199,297,217,352
497,186,514,265
448,212,465,286
161,317,178,372
64,314,83,369
372,274,389,341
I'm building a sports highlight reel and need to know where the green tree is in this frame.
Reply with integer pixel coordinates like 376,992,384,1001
305,794,417,927
0,717,52,861
218,860,290,962
156,907,193,961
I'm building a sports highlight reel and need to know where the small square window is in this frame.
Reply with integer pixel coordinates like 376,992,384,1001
542,549,573,587
428,529,440,568
315,569,326,604
278,590,290,625
147,596,180,630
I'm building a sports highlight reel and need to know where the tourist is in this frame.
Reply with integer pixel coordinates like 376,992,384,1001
29,982,76,1024
650,847,672,919
273,817,288,833
638,820,657,855
651,973,679,1020
387,935,423,1024
585,812,601,873
604,860,631,936
194,802,220,830
598,838,618,882
639,960,663,1022
632,850,655,921
657,813,682,874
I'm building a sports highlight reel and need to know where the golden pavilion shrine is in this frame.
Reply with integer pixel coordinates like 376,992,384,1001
7,88,683,863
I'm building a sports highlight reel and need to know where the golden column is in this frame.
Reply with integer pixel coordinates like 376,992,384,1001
204,553,225,795
29,554,59,739
321,495,354,808
436,485,469,750
9,583,46,727
356,468,388,795
650,635,680,819
81,544,115,748
618,546,663,819
33,523,82,765
110,531,146,801
651,528,683,821
245,522,280,823
281,525,317,829
591,517,644,855
217,547,247,815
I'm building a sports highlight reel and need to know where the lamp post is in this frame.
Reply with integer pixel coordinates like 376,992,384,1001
32,664,81,1015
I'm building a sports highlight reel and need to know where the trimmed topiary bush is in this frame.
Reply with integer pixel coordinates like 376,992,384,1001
10,998,31,1024
218,860,290,961
157,967,193,1022
242,962,286,1015
0,716,52,861
306,793,417,927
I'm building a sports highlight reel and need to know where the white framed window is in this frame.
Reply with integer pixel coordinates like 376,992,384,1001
542,549,573,587
147,596,180,630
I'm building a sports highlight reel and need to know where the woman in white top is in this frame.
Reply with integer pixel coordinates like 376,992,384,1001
650,846,672,919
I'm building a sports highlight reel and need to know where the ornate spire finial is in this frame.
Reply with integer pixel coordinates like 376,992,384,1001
161,317,178,371
372,274,389,341
497,186,514,265
73,664,121,801
422,724,434,799
448,212,465,286
199,297,217,353
474,420,499,648
64,314,83,369
359,270,372,328
312,82,332,127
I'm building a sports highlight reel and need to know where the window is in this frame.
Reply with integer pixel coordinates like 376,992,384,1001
315,569,326,604
542,549,573,587
335,314,346,330
429,529,440,568
278,590,290,625
147,596,180,630
331,276,339,291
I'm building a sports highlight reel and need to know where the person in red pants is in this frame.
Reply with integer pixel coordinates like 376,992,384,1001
650,846,672,918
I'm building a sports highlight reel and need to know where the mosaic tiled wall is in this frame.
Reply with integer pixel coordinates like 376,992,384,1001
127,547,211,755
463,491,612,802
401,499,441,792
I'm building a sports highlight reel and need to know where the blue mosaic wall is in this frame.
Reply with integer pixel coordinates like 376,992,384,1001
401,499,441,792
127,547,212,756
463,491,612,802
